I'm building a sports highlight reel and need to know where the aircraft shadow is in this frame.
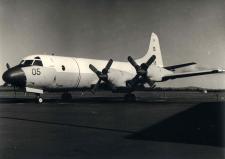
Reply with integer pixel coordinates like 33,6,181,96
0,97,162,104
0,116,134,134
127,102,225,147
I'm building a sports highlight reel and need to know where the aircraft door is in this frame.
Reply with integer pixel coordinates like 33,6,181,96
54,57,80,88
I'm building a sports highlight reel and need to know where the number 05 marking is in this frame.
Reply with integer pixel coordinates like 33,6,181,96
32,68,41,75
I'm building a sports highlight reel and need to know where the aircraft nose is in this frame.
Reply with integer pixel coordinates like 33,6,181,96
2,67,26,87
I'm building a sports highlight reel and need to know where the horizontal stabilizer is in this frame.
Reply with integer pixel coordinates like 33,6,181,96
164,62,196,71
162,69,225,81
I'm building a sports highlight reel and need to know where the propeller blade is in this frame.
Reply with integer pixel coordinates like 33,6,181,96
89,64,100,75
140,55,156,70
6,63,10,69
106,80,116,91
105,59,113,71
144,77,155,87
151,84,156,89
145,55,156,68
128,56,140,70
91,79,101,94
102,59,113,74
127,75,140,88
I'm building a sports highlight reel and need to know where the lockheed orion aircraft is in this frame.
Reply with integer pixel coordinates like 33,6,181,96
2,33,224,103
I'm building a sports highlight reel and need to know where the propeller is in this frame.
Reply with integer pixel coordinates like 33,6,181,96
127,55,156,88
89,59,115,93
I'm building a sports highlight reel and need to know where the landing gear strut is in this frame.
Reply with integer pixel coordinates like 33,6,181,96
35,94,44,104
124,93,136,102
61,92,72,101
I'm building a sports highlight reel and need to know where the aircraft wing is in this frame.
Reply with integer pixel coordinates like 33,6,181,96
164,62,196,71
162,69,225,81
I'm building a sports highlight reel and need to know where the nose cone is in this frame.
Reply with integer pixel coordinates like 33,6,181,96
2,67,26,87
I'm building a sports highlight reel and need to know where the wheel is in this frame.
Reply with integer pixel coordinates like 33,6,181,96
36,96,44,104
61,92,72,101
124,93,136,102
38,97,43,103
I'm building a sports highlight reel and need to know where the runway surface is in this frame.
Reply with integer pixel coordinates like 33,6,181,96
0,91,224,159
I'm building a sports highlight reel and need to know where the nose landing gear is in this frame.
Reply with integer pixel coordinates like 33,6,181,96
35,94,44,104
34,92,72,103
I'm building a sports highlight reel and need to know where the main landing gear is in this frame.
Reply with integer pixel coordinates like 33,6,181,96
124,93,136,102
61,92,72,101
35,94,44,104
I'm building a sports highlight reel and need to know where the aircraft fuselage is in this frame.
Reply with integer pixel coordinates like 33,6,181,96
3,55,172,92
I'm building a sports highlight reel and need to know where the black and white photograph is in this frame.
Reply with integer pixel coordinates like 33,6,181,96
0,0,225,158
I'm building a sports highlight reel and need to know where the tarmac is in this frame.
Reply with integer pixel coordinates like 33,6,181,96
0,91,224,159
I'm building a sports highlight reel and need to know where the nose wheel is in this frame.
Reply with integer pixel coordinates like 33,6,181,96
35,94,44,104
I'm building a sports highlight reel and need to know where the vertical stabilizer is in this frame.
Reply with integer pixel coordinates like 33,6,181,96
137,32,164,67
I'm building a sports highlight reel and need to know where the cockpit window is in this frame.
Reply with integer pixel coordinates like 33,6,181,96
20,60,25,64
33,60,43,66
34,56,41,59
19,59,43,67
19,60,33,67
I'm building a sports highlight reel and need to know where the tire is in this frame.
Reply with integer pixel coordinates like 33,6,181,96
38,97,43,103
36,96,44,104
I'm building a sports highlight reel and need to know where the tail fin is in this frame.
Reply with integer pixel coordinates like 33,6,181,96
137,32,164,67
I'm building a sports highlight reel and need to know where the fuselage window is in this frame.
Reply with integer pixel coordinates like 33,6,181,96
33,60,43,66
62,65,65,71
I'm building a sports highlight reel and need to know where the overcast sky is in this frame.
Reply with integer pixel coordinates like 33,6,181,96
0,0,225,88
